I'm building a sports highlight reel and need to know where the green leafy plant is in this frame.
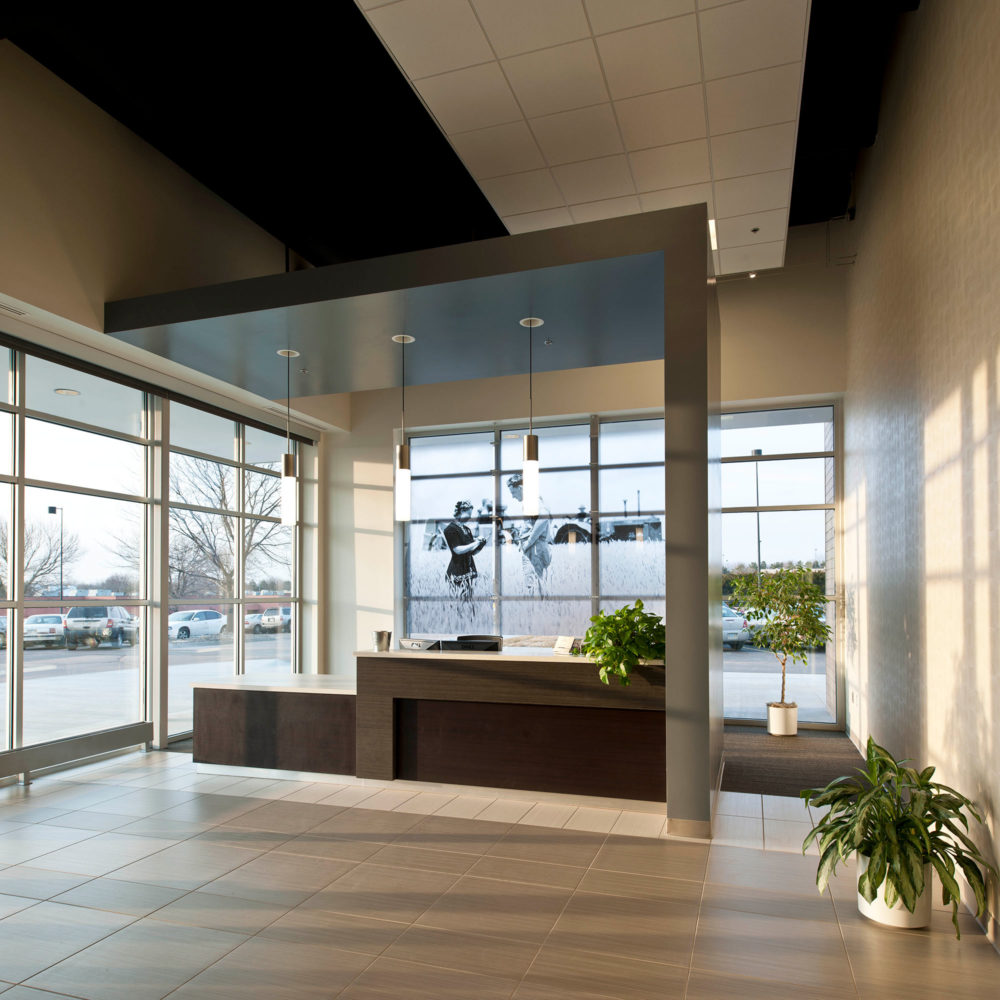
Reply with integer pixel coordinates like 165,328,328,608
801,737,997,938
730,566,830,705
573,599,665,686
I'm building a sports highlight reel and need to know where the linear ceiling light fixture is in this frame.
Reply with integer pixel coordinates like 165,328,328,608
393,333,415,522
519,316,544,517
277,348,300,526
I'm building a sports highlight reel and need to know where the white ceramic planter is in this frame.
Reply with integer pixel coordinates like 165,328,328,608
857,854,932,928
767,702,798,736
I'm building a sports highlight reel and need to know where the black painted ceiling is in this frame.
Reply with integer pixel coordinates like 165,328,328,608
2,2,918,267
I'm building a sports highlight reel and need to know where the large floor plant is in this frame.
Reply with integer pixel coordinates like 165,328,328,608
801,737,996,937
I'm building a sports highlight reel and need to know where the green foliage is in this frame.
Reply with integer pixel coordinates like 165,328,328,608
730,566,831,704
573,599,665,686
801,737,997,938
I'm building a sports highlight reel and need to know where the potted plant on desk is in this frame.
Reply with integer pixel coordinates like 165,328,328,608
801,737,996,937
730,565,830,735
573,599,665,686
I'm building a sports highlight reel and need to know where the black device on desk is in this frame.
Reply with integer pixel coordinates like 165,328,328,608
440,635,503,652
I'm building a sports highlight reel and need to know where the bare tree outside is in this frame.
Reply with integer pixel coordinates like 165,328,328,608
0,519,82,598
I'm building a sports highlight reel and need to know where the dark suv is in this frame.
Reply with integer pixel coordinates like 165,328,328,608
64,607,138,649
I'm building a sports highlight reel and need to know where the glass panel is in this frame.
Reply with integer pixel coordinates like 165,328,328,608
501,469,589,518
25,488,142,598
170,402,236,460
25,356,144,436
245,426,289,471
501,599,591,637
407,598,495,636
598,466,663,514
500,517,588,597
0,349,11,405
499,424,590,470
722,458,831,508
23,604,143,744
167,612,235,735
170,453,237,512
168,510,236,599
0,411,12,475
27,419,145,496
411,431,493,476
410,475,494,522
0,609,7,749
0,483,10,600
721,406,834,458
244,470,281,519
406,521,493,598
244,610,293,678
599,598,665,621
599,516,665,596
245,522,293,601
599,418,664,465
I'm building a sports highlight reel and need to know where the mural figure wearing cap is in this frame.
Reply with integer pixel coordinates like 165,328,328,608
506,473,552,595
444,499,488,602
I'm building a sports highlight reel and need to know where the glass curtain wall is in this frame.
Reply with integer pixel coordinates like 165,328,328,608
0,346,300,757
721,406,838,724
404,417,665,640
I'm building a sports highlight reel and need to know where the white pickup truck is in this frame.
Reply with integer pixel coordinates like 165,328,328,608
260,606,291,633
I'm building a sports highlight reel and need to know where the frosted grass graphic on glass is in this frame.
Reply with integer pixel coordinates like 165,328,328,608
408,599,495,636
410,431,493,476
500,530,589,596
501,600,591,637
499,424,590,470
722,458,832,508
407,536,494,596
598,418,664,464
599,533,665,596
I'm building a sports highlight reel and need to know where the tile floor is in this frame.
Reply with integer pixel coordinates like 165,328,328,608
0,751,995,999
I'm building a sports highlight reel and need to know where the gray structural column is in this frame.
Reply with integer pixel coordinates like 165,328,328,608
663,207,723,838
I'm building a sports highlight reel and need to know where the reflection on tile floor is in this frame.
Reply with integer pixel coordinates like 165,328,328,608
0,751,994,999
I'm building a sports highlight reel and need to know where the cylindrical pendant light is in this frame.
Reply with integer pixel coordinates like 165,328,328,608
277,348,300,526
519,316,544,517
393,334,414,522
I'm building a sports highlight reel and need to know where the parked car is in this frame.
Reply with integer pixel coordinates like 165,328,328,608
722,603,751,650
64,606,137,649
24,613,66,648
0,616,7,650
167,609,228,640
244,613,264,634
260,606,291,632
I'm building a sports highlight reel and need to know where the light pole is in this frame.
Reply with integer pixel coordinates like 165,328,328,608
47,506,63,600
752,449,762,588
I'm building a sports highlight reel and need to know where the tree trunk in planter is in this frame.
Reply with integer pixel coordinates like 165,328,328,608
857,854,931,928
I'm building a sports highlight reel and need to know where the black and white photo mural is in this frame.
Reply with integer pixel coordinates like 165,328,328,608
404,419,665,638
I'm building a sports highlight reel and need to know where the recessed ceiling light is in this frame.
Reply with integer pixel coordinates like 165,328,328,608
391,334,415,344
519,317,544,328
277,349,300,358
54,388,80,396
708,219,718,251
748,271,757,279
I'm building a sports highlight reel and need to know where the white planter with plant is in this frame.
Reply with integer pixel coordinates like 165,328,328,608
573,599,665,686
802,737,996,937
731,566,830,735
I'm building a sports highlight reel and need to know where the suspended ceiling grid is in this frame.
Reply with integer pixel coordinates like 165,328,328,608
360,0,809,275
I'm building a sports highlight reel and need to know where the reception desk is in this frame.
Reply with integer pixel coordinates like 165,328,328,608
193,650,666,801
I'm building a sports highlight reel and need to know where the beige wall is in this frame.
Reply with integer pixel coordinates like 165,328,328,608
843,0,1000,933
0,42,284,331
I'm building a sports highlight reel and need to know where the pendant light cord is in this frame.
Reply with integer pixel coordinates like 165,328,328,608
528,324,533,435
401,338,406,439
285,350,291,452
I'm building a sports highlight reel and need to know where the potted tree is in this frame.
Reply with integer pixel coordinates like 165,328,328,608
801,737,996,937
573,599,665,686
730,565,830,735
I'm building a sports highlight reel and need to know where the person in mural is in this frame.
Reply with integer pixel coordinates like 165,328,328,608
506,473,552,595
444,499,488,603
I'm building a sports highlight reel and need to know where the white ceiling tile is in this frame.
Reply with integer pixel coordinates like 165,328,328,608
451,121,546,178
718,240,786,274
710,122,795,179
697,0,733,8
552,155,636,202
504,207,575,233
502,39,609,117
629,138,710,191
706,63,802,135
530,104,624,165
699,0,809,80
638,181,714,215
715,207,788,248
615,85,706,150
480,170,565,216
714,169,791,217
596,15,702,99
415,63,522,134
366,0,494,80
472,0,591,57
570,195,642,223
585,0,695,35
